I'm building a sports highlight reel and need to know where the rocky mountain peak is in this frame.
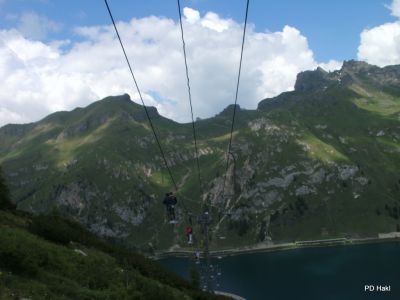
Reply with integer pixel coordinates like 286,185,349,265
294,61,387,93
294,66,330,92
340,60,375,73
105,93,132,103
88,93,161,122
217,104,242,117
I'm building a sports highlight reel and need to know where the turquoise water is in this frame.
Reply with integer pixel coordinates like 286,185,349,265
159,242,400,300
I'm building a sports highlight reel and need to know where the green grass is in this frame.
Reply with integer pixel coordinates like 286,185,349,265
0,209,228,300
297,134,350,162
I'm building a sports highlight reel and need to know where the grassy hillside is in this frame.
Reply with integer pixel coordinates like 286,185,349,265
0,162,227,299
1,60,400,251
0,209,227,299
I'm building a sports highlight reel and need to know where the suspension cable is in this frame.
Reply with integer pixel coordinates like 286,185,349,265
104,0,178,191
220,0,250,198
177,0,204,192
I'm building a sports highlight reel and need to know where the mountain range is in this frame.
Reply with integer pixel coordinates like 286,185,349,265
1,60,400,251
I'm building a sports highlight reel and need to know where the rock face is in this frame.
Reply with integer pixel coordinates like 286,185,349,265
341,60,377,73
294,67,331,92
1,60,400,250
293,60,400,93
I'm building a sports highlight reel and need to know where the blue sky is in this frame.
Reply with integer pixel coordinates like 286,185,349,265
0,0,394,61
1,0,400,126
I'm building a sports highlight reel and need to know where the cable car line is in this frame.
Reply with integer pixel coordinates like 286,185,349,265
176,3,211,290
104,0,178,192
105,0,197,216
104,0,250,294
177,0,204,193
220,0,250,199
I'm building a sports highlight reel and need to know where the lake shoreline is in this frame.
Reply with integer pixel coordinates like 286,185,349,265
158,238,400,300
153,235,400,259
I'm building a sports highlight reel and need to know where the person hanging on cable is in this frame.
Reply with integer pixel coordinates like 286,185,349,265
163,192,177,223
185,226,193,244
169,192,177,221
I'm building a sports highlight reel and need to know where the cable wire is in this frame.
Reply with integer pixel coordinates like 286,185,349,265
220,0,250,198
104,0,178,191
177,0,204,192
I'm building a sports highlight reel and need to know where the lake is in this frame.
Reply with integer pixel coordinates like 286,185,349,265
159,242,400,300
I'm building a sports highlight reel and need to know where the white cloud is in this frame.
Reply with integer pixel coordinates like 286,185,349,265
0,8,336,127
358,21,400,66
0,107,26,125
388,0,400,17
17,11,62,40
201,12,231,32
357,0,400,66
183,7,200,24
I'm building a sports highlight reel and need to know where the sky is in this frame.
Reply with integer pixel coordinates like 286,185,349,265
0,0,399,126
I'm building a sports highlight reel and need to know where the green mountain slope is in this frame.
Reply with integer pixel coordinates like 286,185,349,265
1,60,400,250
0,208,226,299
0,210,232,299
